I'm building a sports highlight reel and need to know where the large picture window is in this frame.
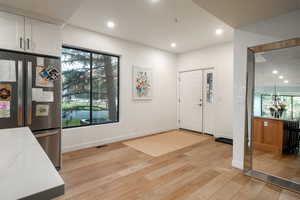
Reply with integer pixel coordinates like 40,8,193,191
61,47,119,128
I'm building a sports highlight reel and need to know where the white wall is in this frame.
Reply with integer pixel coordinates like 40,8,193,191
177,42,234,139
233,10,300,169
61,25,178,152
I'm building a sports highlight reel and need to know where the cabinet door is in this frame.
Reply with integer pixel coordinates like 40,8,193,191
0,12,24,51
25,18,62,57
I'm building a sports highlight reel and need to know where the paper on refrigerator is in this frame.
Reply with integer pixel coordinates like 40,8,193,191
0,84,12,101
43,91,54,102
36,104,49,117
37,57,45,66
0,60,16,82
32,88,54,102
36,66,53,87
0,101,10,118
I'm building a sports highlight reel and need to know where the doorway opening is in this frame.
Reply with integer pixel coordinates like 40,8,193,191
244,37,300,194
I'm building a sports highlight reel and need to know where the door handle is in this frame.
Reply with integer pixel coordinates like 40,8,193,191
198,104,202,106
26,62,32,126
35,131,59,138
17,61,24,126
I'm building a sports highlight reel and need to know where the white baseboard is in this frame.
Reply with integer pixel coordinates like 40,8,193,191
232,159,243,169
62,128,177,153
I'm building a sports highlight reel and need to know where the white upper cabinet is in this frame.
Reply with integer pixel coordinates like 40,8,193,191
0,11,62,57
25,18,62,57
0,11,25,51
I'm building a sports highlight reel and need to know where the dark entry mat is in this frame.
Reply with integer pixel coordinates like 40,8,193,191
215,137,233,145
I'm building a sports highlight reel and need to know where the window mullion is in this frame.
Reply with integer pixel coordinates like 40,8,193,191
291,96,294,120
90,53,93,125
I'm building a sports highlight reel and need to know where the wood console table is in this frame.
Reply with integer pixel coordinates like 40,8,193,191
253,116,299,155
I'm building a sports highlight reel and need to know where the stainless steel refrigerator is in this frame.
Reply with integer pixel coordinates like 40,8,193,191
0,50,61,169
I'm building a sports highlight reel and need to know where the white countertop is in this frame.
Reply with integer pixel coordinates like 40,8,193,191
0,127,64,200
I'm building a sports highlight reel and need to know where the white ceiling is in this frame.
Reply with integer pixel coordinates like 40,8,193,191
0,0,83,23
255,46,300,95
0,0,233,53
193,0,300,27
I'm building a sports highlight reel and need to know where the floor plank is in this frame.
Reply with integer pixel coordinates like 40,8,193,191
253,149,300,183
55,130,300,200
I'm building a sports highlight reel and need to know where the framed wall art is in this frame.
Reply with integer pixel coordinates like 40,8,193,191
132,66,153,100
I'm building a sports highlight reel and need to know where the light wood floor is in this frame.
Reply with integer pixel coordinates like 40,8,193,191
253,150,300,183
55,130,300,200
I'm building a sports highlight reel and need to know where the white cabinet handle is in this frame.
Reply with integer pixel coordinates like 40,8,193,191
19,37,23,49
27,38,30,50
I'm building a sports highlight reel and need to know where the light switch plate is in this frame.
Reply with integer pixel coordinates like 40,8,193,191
264,121,268,127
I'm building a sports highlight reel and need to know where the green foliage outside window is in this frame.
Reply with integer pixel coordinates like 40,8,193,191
61,47,119,128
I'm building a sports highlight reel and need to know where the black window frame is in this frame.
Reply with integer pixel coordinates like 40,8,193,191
62,45,120,129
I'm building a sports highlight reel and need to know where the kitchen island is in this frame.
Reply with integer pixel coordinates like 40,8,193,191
0,127,64,200
253,116,299,155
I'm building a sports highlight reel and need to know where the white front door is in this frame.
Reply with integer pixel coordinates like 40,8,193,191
179,70,203,132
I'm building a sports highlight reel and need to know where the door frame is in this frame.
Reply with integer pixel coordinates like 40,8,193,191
177,67,214,132
244,37,300,194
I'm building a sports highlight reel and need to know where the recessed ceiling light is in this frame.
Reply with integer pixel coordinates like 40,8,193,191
272,70,278,74
171,43,177,48
215,29,223,35
284,80,289,83
150,0,160,3
107,21,115,29
278,75,284,79
255,54,266,63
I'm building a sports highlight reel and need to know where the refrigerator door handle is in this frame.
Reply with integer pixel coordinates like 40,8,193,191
26,62,33,126
17,61,24,127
